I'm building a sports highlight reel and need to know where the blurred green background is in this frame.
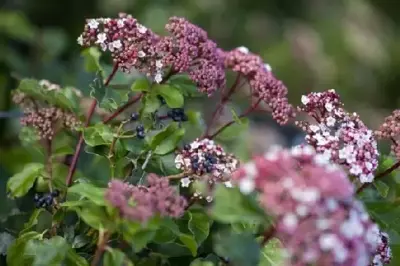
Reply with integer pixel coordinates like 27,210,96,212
0,0,400,263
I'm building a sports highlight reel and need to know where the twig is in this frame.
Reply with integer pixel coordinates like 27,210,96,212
203,74,242,138
65,64,119,187
261,226,276,246
207,98,262,140
91,231,110,266
103,93,143,124
43,139,53,191
165,172,187,180
357,160,400,194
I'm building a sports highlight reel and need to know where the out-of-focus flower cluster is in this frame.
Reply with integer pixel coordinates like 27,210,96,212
375,109,400,160
78,15,225,95
12,80,81,140
222,47,295,124
105,174,187,223
233,145,384,266
296,90,379,183
370,230,392,266
175,138,237,201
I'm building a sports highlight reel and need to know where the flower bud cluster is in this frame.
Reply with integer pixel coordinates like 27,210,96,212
223,47,295,124
233,145,382,266
296,90,379,183
375,109,400,159
175,138,238,189
158,17,226,95
105,174,187,223
370,230,392,266
78,13,163,82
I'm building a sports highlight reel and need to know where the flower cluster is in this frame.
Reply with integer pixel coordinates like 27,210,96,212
375,109,400,159
233,145,382,266
38,79,82,97
78,13,163,82
105,174,187,223
158,17,226,95
175,138,238,189
222,47,295,124
370,230,392,266
296,90,379,183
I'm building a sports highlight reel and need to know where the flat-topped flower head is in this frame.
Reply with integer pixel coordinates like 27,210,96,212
375,109,400,159
370,230,392,266
223,47,295,124
296,90,379,183
105,174,187,223
233,145,354,216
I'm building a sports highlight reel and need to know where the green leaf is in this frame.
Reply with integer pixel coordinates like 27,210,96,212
187,209,211,245
67,183,106,206
131,230,157,252
167,74,203,97
142,93,161,114
214,232,260,266
25,236,69,266
150,123,185,155
210,185,268,224
259,238,285,266
131,78,151,92
71,204,114,231
100,87,130,111
7,163,44,198
0,11,36,42
65,249,89,266
178,233,198,256
21,209,44,234
216,115,249,141
154,84,184,108
7,232,41,266
104,248,133,266
81,47,102,73
82,124,114,147
190,259,215,266
154,218,180,244
374,180,390,198
89,71,106,104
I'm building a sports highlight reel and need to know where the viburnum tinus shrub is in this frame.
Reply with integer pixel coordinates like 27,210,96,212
3,13,400,266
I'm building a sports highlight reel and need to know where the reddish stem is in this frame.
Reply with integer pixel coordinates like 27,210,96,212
207,98,261,140
203,74,241,138
102,93,143,124
357,160,400,194
261,226,276,246
65,64,119,186
91,232,110,266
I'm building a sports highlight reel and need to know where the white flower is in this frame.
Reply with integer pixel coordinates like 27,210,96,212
100,43,107,52
301,95,310,105
206,196,213,202
77,35,84,45
137,24,147,34
326,116,336,127
156,60,163,69
96,33,107,44
180,177,192,187
243,162,258,178
117,19,125,28
88,19,99,29
325,102,334,112
282,213,298,230
264,63,272,71
112,40,122,50
237,46,249,54
224,181,233,188
154,73,163,83
138,50,146,58
319,233,338,251
309,124,320,133
239,178,255,194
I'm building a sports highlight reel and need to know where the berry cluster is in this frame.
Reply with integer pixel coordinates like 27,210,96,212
167,108,188,122
233,145,382,265
34,190,60,209
105,174,187,223
222,47,295,124
136,124,145,139
375,109,400,159
175,138,238,192
370,230,392,266
296,90,379,183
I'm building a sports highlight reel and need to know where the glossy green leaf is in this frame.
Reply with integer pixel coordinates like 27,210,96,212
167,74,202,97
187,209,211,245
82,124,114,147
154,127,185,155
7,163,44,198
81,47,102,73
21,209,44,234
67,183,106,206
6,232,40,266
374,180,390,198
24,236,69,266
154,84,184,108
104,248,133,266
65,249,89,266
210,185,268,224
71,204,114,231
100,87,130,111
131,78,151,92
259,238,285,266
142,93,161,114
178,233,198,256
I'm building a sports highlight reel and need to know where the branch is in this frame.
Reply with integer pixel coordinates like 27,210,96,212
102,93,143,124
261,226,276,246
357,160,400,194
91,231,110,266
207,98,261,140
65,64,119,187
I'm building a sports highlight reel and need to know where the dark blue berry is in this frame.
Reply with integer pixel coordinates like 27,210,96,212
203,160,211,167
172,115,182,122
130,112,139,121
184,144,191,150
137,130,145,139
34,193,41,202
136,124,144,132
206,165,213,173
191,155,199,162
45,195,53,206
51,190,60,197
192,162,199,170
210,157,218,164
